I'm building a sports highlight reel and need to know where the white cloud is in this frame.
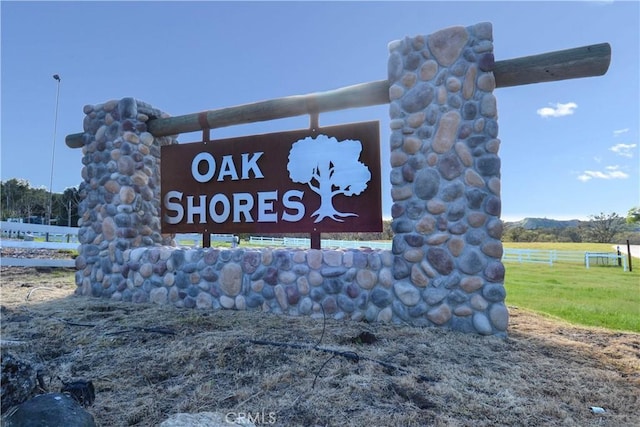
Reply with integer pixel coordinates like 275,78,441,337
577,165,629,182
536,102,577,118
613,128,629,136
609,143,637,157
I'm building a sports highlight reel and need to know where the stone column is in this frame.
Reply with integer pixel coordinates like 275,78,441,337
388,23,509,335
74,98,178,297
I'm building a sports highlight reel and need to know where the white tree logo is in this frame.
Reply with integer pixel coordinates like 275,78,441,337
287,134,371,223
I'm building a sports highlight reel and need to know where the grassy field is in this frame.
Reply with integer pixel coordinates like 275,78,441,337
502,242,639,333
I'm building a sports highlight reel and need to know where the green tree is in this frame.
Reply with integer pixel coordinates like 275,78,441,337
580,212,626,243
55,187,80,226
1,178,30,219
627,206,640,224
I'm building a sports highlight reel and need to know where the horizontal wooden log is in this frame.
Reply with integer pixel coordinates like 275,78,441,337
149,79,390,139
493,43,611,88
65,43,610,148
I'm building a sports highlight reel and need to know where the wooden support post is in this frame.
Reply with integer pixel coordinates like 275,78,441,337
627,239,633,272
311,232,320,250
201,125,211,248
65,43,611,148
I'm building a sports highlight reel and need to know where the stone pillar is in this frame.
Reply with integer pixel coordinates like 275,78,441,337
388,23,508,335
74,98,178,297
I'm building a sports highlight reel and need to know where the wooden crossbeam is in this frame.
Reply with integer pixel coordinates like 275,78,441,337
65,43,610,148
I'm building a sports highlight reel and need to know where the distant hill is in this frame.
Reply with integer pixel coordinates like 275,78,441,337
504,217,581,230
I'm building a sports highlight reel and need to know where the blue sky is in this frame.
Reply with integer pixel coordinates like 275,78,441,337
1,0,638,222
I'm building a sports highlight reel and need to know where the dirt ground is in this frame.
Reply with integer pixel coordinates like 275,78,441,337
1,266,639,427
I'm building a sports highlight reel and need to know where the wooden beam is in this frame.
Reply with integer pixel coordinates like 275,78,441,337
493,43,611,88
65,43,610,148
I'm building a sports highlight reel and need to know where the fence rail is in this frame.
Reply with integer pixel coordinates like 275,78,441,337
501,248,587,265
174,233,237,247
2,221,627,271
248,236,392,250
1,221,79,267
501,248,627,270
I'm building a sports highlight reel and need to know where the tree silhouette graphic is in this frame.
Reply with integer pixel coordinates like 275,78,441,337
288,135,371,223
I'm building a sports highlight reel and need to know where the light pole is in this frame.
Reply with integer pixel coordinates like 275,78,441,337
48,74,61,226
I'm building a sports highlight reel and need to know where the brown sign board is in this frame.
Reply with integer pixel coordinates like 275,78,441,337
161,121,381,234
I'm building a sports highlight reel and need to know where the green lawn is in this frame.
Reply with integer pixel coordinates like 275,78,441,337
503,243,639,332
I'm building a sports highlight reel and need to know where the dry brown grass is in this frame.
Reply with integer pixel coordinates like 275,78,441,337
1,267,638,426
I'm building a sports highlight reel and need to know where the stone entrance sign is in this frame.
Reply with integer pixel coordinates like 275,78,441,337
65,22,610,336
161,121,382,234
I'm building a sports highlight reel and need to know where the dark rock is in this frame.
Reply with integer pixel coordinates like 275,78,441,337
485,261,505,283
405,200,425,220
285,286,300,305
415,169,440,200
322,278,343,294
242,252,261,274
368,252,382,270
423,287,448,305
476,155,501,177
352,251,368,269
2,393,96,427
486,119,499,138
466,189,486,209
320,267,347,278
337,295,356,313
393,256,411,279
371,288,393,308
390,168,404,185
391,235,406,254
483,283,506,302
392,300,411,321
391,203,404,218
273,250,291,270
1,353,38,411
263,267,278,285
441,181,465,202
438,152,464,180
392,218,414,234
346,283,361,299
390,131,403,149
118,97,137,119
402,164,416,182
408,302,429,317
200,266,218,282
447,201,466,222
478,53,495,71
426,248,454,275
245,294,264,308
466,229,487,246
401,83,435,113
462,102,478,120
485,196,501,217
404,52,422,70
458,249,486,275
320,296,337,314
458,123,473,139
404,234,424,247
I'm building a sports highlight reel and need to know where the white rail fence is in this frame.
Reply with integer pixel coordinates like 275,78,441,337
1,221,628,271
1,221,79,267
501,248,628,270
0,222,237,267
248,235,392,250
